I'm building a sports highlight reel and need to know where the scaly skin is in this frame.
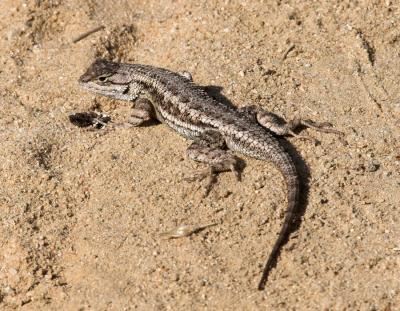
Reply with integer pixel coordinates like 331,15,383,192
79,58,341,290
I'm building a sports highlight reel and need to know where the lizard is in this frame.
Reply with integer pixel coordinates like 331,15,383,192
78,58,342,290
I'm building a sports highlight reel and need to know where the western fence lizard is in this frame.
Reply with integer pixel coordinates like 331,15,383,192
78,59,342,290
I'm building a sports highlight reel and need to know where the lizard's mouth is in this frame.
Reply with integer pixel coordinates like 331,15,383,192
79,80,132,101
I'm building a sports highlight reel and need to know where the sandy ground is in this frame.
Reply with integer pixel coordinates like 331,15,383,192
1,0,399,310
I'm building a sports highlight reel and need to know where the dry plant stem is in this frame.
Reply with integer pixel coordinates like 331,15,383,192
72,25,105,43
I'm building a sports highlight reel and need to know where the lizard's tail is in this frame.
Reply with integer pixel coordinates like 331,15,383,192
258,155,299,290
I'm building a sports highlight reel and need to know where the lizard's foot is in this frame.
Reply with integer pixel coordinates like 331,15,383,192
279,118,343,143
239,105,343,142
186,165,238,197
186,130,239,197
298,119,343,135
184,167,217,197
112,98,155,128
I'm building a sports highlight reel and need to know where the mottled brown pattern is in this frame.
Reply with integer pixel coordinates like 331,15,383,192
79,59,324,290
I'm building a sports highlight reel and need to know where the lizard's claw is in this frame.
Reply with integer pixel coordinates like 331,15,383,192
184,168,210,183
230,164,241,182
184,167,217,197
301,120,344,135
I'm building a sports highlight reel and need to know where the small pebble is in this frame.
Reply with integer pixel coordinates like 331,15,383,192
366,161,380,172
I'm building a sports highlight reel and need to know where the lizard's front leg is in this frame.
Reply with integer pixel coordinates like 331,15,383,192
186,130,239,197
127,98,156,126
111,98,156,129
239,105,343,141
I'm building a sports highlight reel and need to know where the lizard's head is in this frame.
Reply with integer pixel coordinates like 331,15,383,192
79,59,135,100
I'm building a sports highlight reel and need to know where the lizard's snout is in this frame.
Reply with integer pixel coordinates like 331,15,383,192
79,73,92,83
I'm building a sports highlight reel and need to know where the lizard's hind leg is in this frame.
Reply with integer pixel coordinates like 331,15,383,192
239,105,343,142
186,130,239,197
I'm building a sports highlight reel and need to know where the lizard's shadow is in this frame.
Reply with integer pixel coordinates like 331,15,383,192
204,84,311,268
203,85,237,109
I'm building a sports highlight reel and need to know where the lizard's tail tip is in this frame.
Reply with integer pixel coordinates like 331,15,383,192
257,260,272,291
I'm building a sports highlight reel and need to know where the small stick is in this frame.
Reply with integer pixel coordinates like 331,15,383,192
160,223,217,239
282,44,295,61
72,25,105,43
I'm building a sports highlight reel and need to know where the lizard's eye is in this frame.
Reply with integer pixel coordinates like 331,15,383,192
98,76,108,82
